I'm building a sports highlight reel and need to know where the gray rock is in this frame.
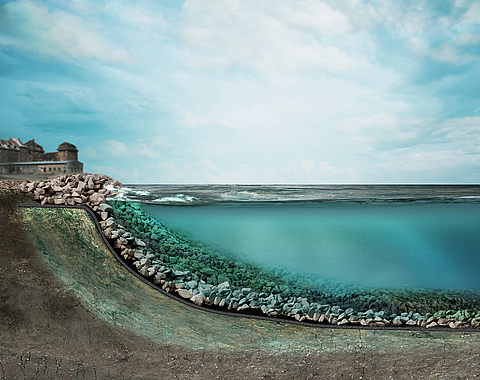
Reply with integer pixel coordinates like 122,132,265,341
191,293,205,306
241,288,252,294
139,257,151,266
213,295,222,306
89,193,105,205
266,309,280,317
99,203,113,212
135,239,146,247
177,289,193,299
185,280,198,289
105,217,116,226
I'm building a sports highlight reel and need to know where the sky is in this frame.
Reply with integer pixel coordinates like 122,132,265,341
1,0,480,184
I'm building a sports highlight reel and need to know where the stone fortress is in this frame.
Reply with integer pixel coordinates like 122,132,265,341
0,137,83,175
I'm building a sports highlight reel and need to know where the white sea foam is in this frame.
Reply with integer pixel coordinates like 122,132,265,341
221,190,262,201
133,190,150,196
151,194,198,203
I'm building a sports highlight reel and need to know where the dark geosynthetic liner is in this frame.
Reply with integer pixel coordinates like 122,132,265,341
18,203,480,332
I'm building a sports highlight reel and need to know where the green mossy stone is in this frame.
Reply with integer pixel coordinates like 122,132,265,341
433,310,446,319
199,267,216,275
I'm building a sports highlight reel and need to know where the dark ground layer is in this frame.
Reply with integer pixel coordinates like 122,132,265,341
1,187,480,379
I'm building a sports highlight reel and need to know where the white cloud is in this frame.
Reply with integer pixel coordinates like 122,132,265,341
427,34,480,64
89,165,133,181
336,113,420,146
182,112,210,127
0,0,135,63
454,32,480,46
430,117,480,143
96,137,167,160
429,42,461,64
284,159,349,183
108,4,166,28
336,114,480,152
103,140,129,158
463,2,480,23
369,148,480,178
184,159,218,172
178,0,357,73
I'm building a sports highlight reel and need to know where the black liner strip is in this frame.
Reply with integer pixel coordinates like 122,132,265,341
19,203,478,333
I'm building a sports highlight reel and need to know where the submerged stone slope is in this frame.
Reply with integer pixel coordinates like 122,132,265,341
17,173,480,330
102,200,480,329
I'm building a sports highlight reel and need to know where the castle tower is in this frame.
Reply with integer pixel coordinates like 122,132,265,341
57,142,78,161
25,139,45,161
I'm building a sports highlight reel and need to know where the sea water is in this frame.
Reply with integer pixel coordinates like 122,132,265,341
113,185,480,292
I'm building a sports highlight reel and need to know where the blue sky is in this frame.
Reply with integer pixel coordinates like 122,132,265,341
1,0,480,184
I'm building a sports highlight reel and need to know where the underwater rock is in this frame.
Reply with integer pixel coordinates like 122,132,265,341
177,289,194,299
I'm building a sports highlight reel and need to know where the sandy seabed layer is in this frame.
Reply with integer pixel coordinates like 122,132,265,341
1,184,480,379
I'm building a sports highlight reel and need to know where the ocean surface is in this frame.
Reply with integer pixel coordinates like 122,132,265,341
112,184,480,292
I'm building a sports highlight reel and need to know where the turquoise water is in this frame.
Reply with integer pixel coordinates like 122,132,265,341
142,202,480,291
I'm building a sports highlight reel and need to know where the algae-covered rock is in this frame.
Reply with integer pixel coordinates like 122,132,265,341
433,310,447,319
199,267,216,275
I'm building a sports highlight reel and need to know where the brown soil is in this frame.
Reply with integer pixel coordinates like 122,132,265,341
1,185,480,379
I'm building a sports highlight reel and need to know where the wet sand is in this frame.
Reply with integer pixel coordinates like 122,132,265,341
1,185,480,379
